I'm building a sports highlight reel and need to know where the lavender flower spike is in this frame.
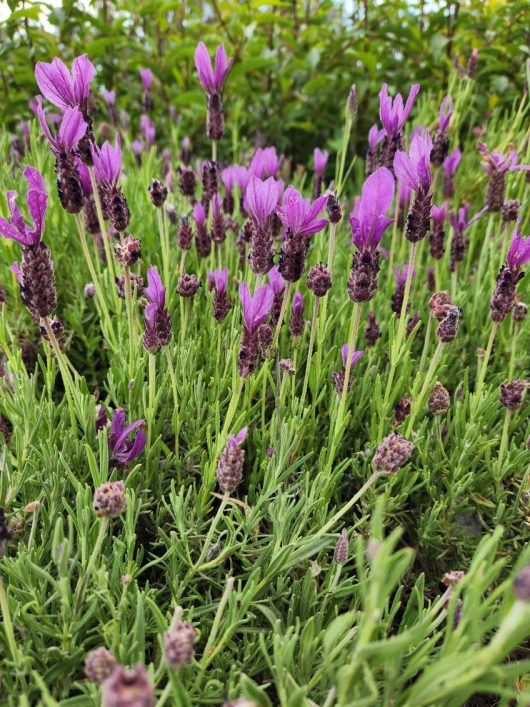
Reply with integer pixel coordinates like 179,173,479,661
394,133,433,193
249,147,282,180
438,95,453,133
366,124,385,176
143,267,172,354
35,97,87,156
194,42,232,141
349,167,395,251
108,409,146,464
139,68,153,91
208,267,230,321
276,186,328,282
507,219,530,271
332,346,363,395
35,55,95,111
313,148,329,198
0,167,47,247
379,83,420,137
238,282,274,377
91,134,130,232
245,176,278,274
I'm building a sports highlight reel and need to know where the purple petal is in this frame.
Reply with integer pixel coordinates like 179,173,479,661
35,58,74,110
58,107,87,150
145,266,165,307
393,151,418,191
24,166,47,243
72,55,95,104
341,346,363,368
194,42,215,94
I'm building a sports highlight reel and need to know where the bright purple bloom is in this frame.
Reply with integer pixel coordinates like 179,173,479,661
131,140,144,156
394,132,433,192
35,55,95,111
232,166,250,195
275,186,327,238
194,42,232,95
208,267,229,294
431,203,446,225
139,68,153,91
379,83,420,137
11,262,23,284
478,142,530,174
227,427,248,448
443,148,462,176
145,267,166,322
249,147,282,180
221,166,238,193
341,345,363,369
507,219,530,270
349,167,395,251
35,97,87,155
245,176,279,225
76,159,93,195
108,409,146,464
0,166,47,247
268,266,286,295
314,148,329,177
91,134,122,187
191,203,206,227
439,96,453,133
449,204,471,235
393,262,416,286
398,181,411,208
211,192,222,219
291,291,304,317
102,88,116,105
368,124,385,152
239,282,274,333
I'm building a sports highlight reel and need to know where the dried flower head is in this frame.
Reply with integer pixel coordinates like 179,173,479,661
334,529,349,564
372,433,413,475
93,480,126,518
428,382,451,415
216,428,248,493
101,664,154,707
85,647,118,684
164,614,197,668
177,273,200,298
499,380,525,411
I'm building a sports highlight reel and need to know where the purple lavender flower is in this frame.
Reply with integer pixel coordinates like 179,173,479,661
194,43,232,95
139,68,153,91
192,202,211,257
35,55,95,111
194,42,232,141
394,133,433,193
349,167,395,252
276,187,327,282
221,166,238,213
332,346,363,395
507,219,530,271
217,427,248,493
238,282,274,377
249,147,282,180
143,267,172,353
438,95,453,133
208,267,230,321
35,97,86,156
108,409,146,464
102,88,116,106
91,135,130,232
479,142,530,211
289,291,305,337
430,202,446,259
131,140,144,165
366,124,386,176
443,148,461,177
431,203,446,225
391,262,415,314
313,148,329,198
379,83,420,137
141,114,155,148
245,176,279,274
268,266,286,324
0,167,47,247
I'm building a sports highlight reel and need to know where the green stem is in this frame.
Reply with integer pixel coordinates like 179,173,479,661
496,409,512,489
193,493,228,572
165,348,180,458
317,471,381,537
42,318,79,437
88,167,116,285
272,283,292,352
471,321,498,420
74,516,109,615
124,266,136,380
300,298,319,410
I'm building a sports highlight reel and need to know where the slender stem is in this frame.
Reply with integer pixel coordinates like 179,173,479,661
124,267,136,381
74,516,109,615
272,282,292,352
165,348,180,458
212,139,218,163
406,340,444,436
88,167,116,284
157,209,170,290
198,576,234,672
496,410,512,487
0,576,22,669
179,250,186,274
193,493,228,572
471,322,498,420
508,321,518,379
336,116,353,196
300,298,319,410
317,471,381,537
42,317,78,436
418,314,433,375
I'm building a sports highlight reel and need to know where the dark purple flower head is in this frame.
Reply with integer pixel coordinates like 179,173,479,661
368,124,386,152
0,166,47,247
239,282,274,333
394,132,433,192
268,266,286,296
507,219,530,270
393,261,415,287
439,95,453,133
443,148,462,176
35,55,95,111
191,202,206,227
478,142,529,175
341,345,363,369
227,427,248,448
108,409,146,463
245,176,279,226
35,97,87,155
207,267,229,294
314,148,329,177
102,88,116,106
139,68,153,91
249,147,282,180
91,134,122,187
276,186,327,238
379,83,420,137
349,167,395,251
194,42,232,95
431,202,446,225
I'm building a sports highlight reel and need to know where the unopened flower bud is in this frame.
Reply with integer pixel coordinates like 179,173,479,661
372,433,413,475
85,647,118,684
499,380,525,411
93,481,126,518
101,664,154,707
177,273,200,298
334,529,349,564
164,616,196,667
84,283,96,298
428,382,450,415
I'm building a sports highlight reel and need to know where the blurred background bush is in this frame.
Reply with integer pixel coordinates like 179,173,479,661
1,0,530,163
